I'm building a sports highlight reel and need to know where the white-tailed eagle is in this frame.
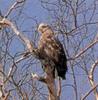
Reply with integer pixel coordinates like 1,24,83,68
38,23,67,79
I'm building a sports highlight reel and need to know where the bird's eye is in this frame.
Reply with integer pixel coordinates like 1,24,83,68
42,26,47,28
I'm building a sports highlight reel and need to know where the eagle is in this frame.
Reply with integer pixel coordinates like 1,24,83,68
37,23,67,80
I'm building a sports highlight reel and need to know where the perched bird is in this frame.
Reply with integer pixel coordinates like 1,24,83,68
37,23,67,79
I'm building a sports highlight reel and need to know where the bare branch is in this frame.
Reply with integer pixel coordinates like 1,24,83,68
68,39,98,61
0,18,59,100
75,40,98,59
0,18,38,57
88,60,98,100
32,66,59,100
81,84,98,100
5,0,25,18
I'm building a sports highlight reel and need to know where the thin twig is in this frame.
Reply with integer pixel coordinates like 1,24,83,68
81,84,98,100
68,39,98,61
0,18,59,100
88,60,98,100
5,0,25,18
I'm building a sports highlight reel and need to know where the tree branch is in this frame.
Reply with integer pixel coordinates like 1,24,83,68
81,84,98,100
0,18,59,100
75,40,98,59
0,18,39,57
68,39,98,61
32,67,58,100
5,0,25,18
88,60,98,100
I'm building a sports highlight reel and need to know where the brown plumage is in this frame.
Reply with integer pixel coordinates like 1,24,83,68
38,23,67,79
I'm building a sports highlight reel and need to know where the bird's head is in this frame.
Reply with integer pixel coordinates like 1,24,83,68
38,23,53,34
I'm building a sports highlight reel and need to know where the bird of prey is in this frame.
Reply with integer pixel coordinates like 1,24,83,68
37,23,67,80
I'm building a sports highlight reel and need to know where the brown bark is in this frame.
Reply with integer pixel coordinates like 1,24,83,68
0,18,59,100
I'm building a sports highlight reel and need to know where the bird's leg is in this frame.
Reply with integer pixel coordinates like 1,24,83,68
57,77,61,97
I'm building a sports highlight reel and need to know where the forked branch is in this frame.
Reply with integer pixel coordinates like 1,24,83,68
0,18,59,100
